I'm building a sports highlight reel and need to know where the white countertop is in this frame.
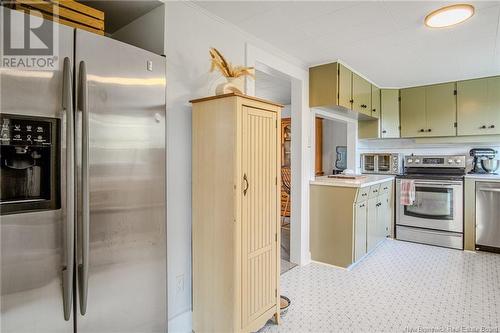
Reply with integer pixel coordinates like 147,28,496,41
310,175,395,188
465,174,500,182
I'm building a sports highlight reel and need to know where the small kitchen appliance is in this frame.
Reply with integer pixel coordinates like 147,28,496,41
469,148,498,174
396,155,466,250
360,153,403,175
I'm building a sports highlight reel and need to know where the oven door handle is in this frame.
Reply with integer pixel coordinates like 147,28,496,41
411,182,462,187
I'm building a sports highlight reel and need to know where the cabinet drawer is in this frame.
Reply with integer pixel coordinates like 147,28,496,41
356,187,370,202
379,181,392,194
369,184,381,198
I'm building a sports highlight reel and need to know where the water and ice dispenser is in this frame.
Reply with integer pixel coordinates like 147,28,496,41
0,114,60,214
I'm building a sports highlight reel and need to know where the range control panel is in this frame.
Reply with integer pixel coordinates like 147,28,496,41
0,115,52,146
405,155,466,168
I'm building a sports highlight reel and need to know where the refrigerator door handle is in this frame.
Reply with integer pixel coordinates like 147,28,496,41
62,57,75,321
77,60,90,316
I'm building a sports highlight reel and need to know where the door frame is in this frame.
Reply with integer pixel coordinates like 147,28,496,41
245,43,310,265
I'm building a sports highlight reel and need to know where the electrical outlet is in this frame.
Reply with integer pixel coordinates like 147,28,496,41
176,274,184,294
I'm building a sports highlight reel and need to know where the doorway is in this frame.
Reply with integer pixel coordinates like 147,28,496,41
319,117,348,175
255,69,296,274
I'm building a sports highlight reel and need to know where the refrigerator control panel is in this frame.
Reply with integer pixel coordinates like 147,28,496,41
0,114,52,146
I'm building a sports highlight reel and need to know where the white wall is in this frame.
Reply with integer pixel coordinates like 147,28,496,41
322,119,347,174
281,104,291,118
165,2,306,330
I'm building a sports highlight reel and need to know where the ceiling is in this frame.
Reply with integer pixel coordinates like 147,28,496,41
80,0,163,33
255,70,292,105
194,1,500,87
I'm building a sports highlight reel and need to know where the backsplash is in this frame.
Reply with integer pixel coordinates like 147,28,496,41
357,138,500,172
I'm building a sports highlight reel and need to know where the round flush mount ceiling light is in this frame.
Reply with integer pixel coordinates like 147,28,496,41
424,4,475,28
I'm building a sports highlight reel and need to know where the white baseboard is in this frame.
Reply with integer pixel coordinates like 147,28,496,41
168,310,192,333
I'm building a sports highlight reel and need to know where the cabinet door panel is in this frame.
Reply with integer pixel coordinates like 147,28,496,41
400,87,426,137
457,76,500,136
366,197,378,252
377,193,390,242
354,202,367,262
352,73,371,116
380,89,400,138
338,64,352,109
241,106,278,326
426,82,456,137
371,85,380,119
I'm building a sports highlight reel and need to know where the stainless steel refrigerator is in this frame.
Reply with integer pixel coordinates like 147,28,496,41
1,8,167,333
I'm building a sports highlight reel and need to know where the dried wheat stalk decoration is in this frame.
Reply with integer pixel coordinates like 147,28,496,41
209,47,255,79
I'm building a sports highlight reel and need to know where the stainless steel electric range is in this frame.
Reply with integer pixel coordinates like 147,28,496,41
396,155,466,250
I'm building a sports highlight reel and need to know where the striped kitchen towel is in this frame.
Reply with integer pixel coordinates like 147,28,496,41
400,179,416,206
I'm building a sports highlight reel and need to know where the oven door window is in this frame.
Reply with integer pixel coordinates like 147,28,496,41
404,187,453,220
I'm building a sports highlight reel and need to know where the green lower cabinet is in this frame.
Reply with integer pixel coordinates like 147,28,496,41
366,197,379,252
354,201,367,262
457,76,500,136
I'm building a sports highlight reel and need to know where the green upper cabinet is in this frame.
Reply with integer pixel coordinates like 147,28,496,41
371,85,380,119
400,83,456,138
400,86,427,137
425,82,456,137
309,62,353,110
352,73,371,116
380,89,400,138
338,64,353,109
309,63,338,108
457,76,500,136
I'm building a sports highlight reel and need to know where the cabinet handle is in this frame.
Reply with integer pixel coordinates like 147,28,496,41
243,174,249,196
349,99,354,103
372,109,377,112
480,125,487,129
376,202,381,207
361,104,367,108
382,130,387,134
383,187,388,190
419,129,425,132
373,189,378,193
427,129,432,132
489,125,495,129
359,204,365,208
362,193,367,197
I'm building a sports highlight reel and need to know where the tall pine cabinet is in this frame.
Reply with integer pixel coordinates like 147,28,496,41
190,93,282,333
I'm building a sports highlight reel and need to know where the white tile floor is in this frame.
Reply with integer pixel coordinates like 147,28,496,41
261,239,500,333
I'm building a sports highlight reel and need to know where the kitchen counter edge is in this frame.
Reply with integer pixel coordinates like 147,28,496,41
310,175,396,188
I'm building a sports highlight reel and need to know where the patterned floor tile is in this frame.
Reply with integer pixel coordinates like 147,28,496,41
260,239,500,333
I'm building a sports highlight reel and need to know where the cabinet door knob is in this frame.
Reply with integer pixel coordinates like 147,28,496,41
427,129,432,132
349,99,354,103
419,129,425,132
382,130,387,134
489,125,495,129
480,125,487,129
372,109,376,112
